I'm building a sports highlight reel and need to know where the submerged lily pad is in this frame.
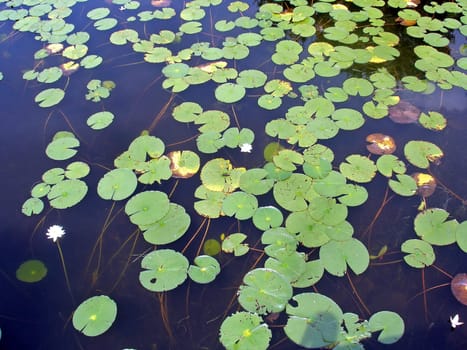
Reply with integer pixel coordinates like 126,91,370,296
72,295,117,337
16,259,47,283
139,249,189,292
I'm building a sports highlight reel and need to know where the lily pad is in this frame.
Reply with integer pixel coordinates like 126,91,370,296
401,239,435,268
35,88,65,108
404,140,444,169
65,161,90,180
369,311,405,345
48,180,88,209
125,191,170,226
45,132,79,161
215,83,246,103
141,203,190,245
188,255,220,284
168,150,200,179
87,111,114,130
222,233,249,256
414,208,457,246
72,295,117,337
16,259,47,283
222,191,258,220
219,312,271,350
388,174,417,196
285,292,343,348
319,238,369,276
139,249,189,292
238,268,293,315
339,155,377,183
97,168,137,201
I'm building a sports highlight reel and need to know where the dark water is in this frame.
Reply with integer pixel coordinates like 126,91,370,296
1,1,467,349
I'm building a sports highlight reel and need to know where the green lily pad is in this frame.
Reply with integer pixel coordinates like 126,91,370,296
222,128,254,148
172,101,203,123
456,221,467,253
219,312,271,350
97,168,137,201
141,203,190,245
236,69,267,88
418,111,447,131
239,169,274,196
109,29,139,45
168,150,200,179
35,88,65,108
16,259,47,283
388,174,417,196
194,185,226,219
404,140,443,169
251,206,283,231
125,190,170,226
261,227,298,257
319,238,369,276
45,132,79,161
87,111,114,130
65,161,90,180
331,108,365,130
203,238,221,256
401,239,435,268
72,295,117,337
273,149,304,172
200,158,243,193
127,134,165,161
414,208,457,246
222,233,249,256
369,311,404,345
285,292,343,348
222,191,258,220
21,197,44,216
215,83,246,103
48,180,88,209
343,77,374,96
273,173,313,212
238,268,293,315
188,255,220,284
139,249,189,292
286,210,330,248
376,154,406,178
337,184,369,207
37,67,62,83
86,7,110,20
313,170,347,197
62,44,88,60
31,183,51,198
308,197,348,226
339,155,377,183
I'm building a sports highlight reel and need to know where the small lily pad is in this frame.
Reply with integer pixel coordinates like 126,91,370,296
87,111,114,130
369,311,404,345
319,238,369,276
220,312,271,350
222,233,249,256
72,295,117,337
339,155,377,183
16,259,47,283
401,239,435,268
188,255,220,284
97,168,137,201
48,180,88,209
46,132,79,161
414,208,457,246
215,83,246,103
222,191,258,220
35,88,65,108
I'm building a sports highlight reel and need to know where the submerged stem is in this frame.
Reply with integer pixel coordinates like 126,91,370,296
56,240,75,305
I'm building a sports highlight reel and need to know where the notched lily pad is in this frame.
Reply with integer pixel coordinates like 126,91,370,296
72,295,117,337
404,140,443,169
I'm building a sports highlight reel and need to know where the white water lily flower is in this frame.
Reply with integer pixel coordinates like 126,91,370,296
46,225,66,242
450,314,463,328
240,143,252,153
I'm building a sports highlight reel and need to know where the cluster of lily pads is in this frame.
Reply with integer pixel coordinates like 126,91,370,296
2,0,466,348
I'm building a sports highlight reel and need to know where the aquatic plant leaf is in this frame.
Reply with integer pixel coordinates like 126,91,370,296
31,183,51,198
222,191,258,220
222,233,249,256
142,203,190,245
179,21,203,34
80,55,103,69
110,29,139,45
86,111,114,130
87,7,110,20
325,87,348,102
238,268,293,315
343,77,374,96
286,210,330,248
172,101,203,122
35,88,65,108
414,208,457,246
236,69,267,88
403,140,443,169
188,255,220,284
200,158,244,193
42,168,65,185
303,158,332,179
308,197,348,226
262,227,298,257
215,83,245,103
196,110,230,133
273,149,303,172
97,168,137,201
313,170,347,197
139,249,189,292
293,259,324,288
65,161,90,180
258,94,282,110
22,197,44,216
456,221,467,253
239,169,274,195
194,185,226,218
331,108,365,130
414,45,455,69
401,239,435,268
222,127,254,149
16,259,47,283
37,67,62,83
219,312,271,350
215,19,235,31
285,292,343,348
376,155,406,177
388,174,417,196
168,150,200,178
339,155,377,183
418,111,447,131
203,238,221,256
138,157,172,185
320,238,369,276
128,134,165,161
265,251,307,284
125,190,170,226
369,311,404,345
72,295,117,337
144,47,172,63
337,184,368,207
48,180,87,209
274,173,313,212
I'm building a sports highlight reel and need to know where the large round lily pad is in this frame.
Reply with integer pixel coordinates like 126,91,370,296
97,168,137,201
72,295,117,337
48,180,88,209
125,190,170,226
